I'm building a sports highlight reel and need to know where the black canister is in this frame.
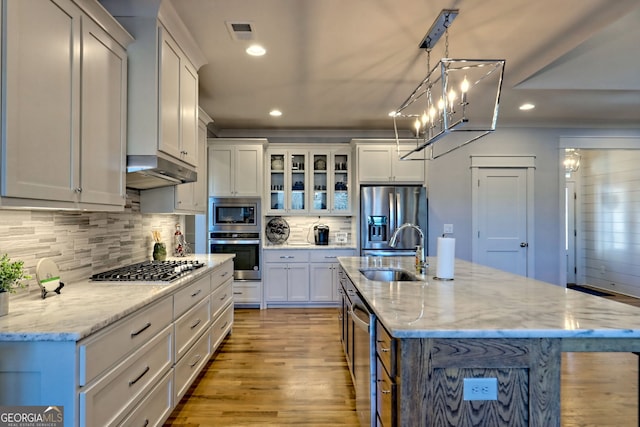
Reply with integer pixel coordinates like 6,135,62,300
314,224,330,245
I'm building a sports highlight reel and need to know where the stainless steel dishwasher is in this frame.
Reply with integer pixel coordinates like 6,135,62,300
351,292,376,427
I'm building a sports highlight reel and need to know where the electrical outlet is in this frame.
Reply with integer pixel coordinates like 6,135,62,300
444,224,454,234
463,378,498,401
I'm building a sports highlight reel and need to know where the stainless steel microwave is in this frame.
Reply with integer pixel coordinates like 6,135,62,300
209,197,261,233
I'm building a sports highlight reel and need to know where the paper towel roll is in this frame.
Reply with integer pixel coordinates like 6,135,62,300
436,237,455,280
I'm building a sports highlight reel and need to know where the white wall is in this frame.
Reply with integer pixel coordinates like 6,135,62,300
579,149,640,297
427,128,562,285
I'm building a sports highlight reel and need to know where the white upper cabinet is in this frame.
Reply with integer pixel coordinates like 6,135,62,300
266,149,309,214
159,28,199,166
141,108,212,214
354,140,426,184
101,0,206,168
266,144,353,216
1,0,132,210
309,149,352,216
208,139,265,198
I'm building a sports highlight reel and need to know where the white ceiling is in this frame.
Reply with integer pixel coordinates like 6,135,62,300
168,0,640,134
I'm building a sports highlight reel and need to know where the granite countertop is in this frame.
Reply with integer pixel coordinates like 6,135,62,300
0,254,235,342
338,256,640,340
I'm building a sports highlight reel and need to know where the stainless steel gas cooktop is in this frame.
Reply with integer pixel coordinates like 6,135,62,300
91,260,205,282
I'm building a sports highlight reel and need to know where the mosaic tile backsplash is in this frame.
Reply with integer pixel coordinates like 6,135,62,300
0,190,180,293
264,216,355,246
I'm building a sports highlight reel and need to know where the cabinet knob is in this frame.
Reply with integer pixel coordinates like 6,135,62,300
75,187,82,193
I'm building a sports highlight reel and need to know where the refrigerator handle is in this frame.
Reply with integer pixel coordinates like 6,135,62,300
389,191,395,237
396,190,402,228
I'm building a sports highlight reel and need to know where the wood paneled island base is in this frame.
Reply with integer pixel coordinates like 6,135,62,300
398,337,559,426
338,256,640,427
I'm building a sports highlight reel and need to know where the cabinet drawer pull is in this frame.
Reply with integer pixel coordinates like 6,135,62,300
142,420,149,427
220,321,228,330
233,291,242,295
128,366,150,386
189,354,202,368
220,294,228,300
130,322,152,338
280,255,294,259
221,271,229,277
190,318,202,329
379,347,390,353
324,256,337,259
191,289,202,298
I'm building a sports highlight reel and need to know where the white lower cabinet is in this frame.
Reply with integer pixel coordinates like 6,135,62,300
264,250,310,303
79,325,173,427
0,262,234,427
264,249,356,306
211,303,234,352
232,281,262,306
174,297,211,362
310,250,357,302
174,325,211,403
117,370,173,427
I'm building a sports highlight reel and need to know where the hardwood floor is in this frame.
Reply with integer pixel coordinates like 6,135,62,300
165,308,359,426
166,300,639,426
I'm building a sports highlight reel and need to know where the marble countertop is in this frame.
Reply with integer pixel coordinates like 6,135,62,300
0,254,235,342
338,256,640,340
263,242,357,250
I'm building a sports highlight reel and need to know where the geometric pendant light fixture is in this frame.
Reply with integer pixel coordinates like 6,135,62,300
392,10,506,160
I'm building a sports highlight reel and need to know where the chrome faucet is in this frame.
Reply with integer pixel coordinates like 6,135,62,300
389,223,426,265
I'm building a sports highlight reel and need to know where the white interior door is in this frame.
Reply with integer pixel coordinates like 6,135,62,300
473,168,529,276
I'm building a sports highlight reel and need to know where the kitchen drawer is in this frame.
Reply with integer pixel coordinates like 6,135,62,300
233,281,261,303
174,325,211,404
211,302,233,353
211,260,233,292
376,355,396,427
263,249,309,263
175,297,211,362
79,325,173,427
79,296,172,386
376,320,396,377
309,249,356,262
117,370,173,427
211,279,233,319
174,273,211,318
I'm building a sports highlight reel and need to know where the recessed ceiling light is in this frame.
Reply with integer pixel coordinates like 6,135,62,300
246,44,266,56
269,109,282,117
519,103,535,111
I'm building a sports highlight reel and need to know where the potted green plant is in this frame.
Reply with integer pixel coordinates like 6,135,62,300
0,254,31,316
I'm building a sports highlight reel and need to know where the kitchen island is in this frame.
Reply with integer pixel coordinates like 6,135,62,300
0,254,234,427
338,256,640,427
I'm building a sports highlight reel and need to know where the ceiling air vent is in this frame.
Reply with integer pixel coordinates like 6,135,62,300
226,21,255,41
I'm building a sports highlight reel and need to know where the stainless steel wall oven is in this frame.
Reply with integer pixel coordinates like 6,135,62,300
209,198,262,281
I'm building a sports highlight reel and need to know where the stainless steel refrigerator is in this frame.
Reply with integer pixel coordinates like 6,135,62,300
360,185,428,256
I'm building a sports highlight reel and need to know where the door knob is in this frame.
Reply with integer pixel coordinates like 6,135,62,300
520,242,528,248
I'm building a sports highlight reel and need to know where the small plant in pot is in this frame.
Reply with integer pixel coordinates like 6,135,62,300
0,253,31,317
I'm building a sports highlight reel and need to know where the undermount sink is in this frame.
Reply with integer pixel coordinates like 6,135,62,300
359,268,422,282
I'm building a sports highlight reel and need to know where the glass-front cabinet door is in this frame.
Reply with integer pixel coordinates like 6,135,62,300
310,149,351,215
331,151,351,214
289,152,307,213
268,151,286,213
311,153,328,212
267,150,308,214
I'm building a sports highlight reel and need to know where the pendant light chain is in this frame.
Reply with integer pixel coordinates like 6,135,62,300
444,14,450,58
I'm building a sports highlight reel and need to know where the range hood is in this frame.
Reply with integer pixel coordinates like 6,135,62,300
126,154,196,190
